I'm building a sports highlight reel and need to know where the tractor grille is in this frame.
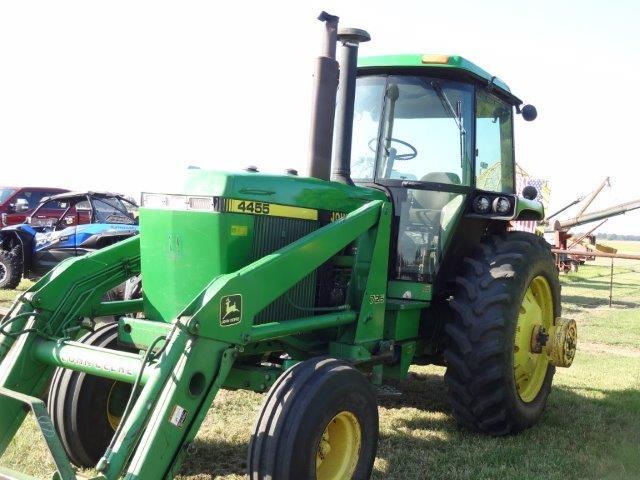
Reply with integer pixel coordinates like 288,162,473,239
252,216,318,325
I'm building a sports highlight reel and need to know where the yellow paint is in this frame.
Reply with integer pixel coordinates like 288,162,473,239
316,411,362,480
514,275,554,403
547,318,577,367
230,225,248,237
226,199,318,221
330,211,347,222
106,382,127,431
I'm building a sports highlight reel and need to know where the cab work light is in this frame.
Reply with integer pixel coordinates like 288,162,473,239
421,54,449,64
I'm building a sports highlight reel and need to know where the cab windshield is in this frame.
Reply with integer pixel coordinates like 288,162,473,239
351,74,516,284
0,188,16,204
351,75,474,185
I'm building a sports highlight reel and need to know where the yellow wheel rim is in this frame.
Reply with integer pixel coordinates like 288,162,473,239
514,275,554,403
316,411,362,480
106,382,129,431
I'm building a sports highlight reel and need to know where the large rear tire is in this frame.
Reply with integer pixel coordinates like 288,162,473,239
247,357,379,480
444,231,561,435
0,247,22,290
47,324,133,468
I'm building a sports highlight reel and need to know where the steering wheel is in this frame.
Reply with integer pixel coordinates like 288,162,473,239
368,137,418,161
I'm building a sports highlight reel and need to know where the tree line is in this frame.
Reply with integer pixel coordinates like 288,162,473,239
597,233,640,241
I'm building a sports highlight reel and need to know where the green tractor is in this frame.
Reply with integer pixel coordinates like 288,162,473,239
0,12,577,480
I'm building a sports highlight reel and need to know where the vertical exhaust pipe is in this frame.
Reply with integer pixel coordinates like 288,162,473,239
305,12,340,181
332,28,371,185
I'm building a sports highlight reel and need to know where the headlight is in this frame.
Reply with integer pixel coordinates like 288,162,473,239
141,193,215,211
473,195,491,214
187,196,215,211
493,197,511,215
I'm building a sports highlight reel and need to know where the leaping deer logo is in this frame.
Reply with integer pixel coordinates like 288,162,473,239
223,297,239,319
220,295,242,326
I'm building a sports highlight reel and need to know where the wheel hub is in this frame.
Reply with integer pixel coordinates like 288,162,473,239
316,411,361,480
514,275,554,403
530,325,549,354
106,381,130,431
546,318,577,368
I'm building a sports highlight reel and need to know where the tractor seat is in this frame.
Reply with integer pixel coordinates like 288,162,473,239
410,172,461,225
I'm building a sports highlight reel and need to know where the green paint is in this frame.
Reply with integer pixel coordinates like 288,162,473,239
118,318,172,351
184,200,383,344
384,302,424,341
383,341,417,380
94,299,144,318
353,203,392,344
250,312,357,343
140,210,253,322
32,338,149,384
329,342,372,362
0,387,76,480
515,196,545,221
0,236,141,456
359,54,518,102
223,365,281,393
387,280,433,301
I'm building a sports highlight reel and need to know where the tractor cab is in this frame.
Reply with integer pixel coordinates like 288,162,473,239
348,55,531,291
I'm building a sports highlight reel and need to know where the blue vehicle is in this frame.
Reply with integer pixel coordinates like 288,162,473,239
0,191,139,289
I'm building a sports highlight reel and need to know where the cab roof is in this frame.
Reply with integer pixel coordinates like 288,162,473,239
358,54,521,105
42,191,130,202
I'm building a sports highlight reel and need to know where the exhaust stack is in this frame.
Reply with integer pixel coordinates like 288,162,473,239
305,12,340,181
332,28,371,185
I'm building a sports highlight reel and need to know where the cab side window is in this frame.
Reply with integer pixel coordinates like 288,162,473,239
92,199,136,225
20,190,51,209
475,91,515,193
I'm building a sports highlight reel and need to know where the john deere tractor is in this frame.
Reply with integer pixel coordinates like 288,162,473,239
0,12,576,480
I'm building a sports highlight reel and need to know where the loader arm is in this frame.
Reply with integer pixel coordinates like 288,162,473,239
0,200,389,480
0,236,142,453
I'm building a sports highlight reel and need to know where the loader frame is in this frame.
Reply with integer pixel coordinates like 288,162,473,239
0,200,393,480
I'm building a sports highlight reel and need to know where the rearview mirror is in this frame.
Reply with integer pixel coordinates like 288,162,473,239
523,185,538,200
14,198,30,213
521,104,537,122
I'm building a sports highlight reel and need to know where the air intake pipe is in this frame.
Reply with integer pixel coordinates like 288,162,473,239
331,28,371,185
305,12,340,181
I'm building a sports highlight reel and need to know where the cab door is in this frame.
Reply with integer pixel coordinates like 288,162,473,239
350,74,474,290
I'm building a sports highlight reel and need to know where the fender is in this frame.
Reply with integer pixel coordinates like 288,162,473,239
77,225,139,249
514,197,545,221
0,224,36,275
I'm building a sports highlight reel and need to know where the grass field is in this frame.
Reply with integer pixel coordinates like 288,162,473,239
1,242,640,479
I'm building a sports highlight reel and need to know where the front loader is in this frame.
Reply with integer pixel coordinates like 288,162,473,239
0,12,577,480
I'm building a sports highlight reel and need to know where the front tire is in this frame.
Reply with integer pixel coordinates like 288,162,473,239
248,357,379,480
444,232,561,435
0,247,22,290
47,324,133,467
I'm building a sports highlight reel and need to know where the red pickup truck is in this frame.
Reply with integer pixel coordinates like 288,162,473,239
0,187,69,227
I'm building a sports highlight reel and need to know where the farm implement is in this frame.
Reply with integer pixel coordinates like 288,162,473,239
545,177,640,272
0,12,577,480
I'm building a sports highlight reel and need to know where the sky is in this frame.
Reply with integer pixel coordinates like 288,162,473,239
1,0,639,233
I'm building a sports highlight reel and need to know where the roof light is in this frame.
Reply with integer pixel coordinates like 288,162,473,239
421,54,449,65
